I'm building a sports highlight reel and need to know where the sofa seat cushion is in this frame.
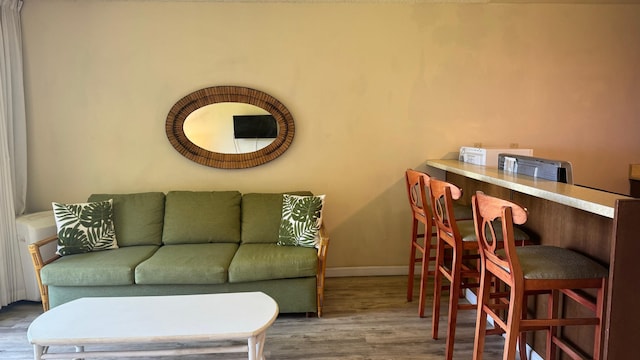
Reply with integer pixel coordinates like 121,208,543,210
162,191,241,244
241,192,313,244
135,243,238,285
88,192,165,246
228,243,317,283
41,246,159,286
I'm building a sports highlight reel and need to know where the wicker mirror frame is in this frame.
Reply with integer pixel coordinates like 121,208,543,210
166,86,295,169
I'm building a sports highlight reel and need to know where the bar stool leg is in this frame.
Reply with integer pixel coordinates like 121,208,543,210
519,302,528,360
504,286,523,360
407,220,418,302
444,246,463,359
546,290,559,360
432,238,445,339
417,235,430,318
593,279,606,360
473,270,491,360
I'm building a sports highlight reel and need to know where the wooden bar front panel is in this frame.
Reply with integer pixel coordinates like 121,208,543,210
605,199,640,359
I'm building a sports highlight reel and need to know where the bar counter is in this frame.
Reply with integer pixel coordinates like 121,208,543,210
427,159,630,218
426,159,640,360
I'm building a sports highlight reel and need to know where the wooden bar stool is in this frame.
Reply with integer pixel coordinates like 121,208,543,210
471,191,608,360
404,169,473,318
429,178,489,360
429,178,529,360
405,169,435,318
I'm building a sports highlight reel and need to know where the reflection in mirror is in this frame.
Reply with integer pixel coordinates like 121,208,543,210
166,86,295,169
183,102,277,153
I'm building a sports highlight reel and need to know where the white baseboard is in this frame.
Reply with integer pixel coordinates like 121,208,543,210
325,265,408,278
324,266,541,359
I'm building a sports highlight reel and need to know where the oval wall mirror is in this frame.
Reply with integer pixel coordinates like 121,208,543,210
183,102,275,154
166,86,295,169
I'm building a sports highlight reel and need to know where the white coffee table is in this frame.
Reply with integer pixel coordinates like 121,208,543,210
27,292,279,360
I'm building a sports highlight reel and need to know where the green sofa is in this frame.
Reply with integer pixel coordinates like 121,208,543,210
29,191,330,316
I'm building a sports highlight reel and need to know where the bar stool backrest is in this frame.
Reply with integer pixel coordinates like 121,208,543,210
471,191,528,285
428,178,463,245
405,169,433,228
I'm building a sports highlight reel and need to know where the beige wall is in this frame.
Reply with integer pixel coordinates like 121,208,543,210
21,0,640,269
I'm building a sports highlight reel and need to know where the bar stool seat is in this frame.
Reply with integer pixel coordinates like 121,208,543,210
472,191,608,360
500,245,608,280
452,202,474,221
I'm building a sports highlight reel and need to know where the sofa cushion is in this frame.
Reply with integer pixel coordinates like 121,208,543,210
88,192,165,246
241,191,313,244
41,245,159,286
135,243,238,285
52,199,118,256
228,243,317,283
162,191,241,244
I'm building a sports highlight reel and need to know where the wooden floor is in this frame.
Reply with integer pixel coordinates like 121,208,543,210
0,276,510,359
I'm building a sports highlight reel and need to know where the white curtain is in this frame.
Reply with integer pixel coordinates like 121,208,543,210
0,0,27,308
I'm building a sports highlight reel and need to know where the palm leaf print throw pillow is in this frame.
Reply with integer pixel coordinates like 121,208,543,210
52,199,118,256
278,194,325,248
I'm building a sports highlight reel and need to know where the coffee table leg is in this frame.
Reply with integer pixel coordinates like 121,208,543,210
73,345,85,360
249,332,267,360
33,345,44,360
248,336,257,360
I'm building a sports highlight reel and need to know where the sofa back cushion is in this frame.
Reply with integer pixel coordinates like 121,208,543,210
162,191,241,244
241,191,312,244
88,192,165,246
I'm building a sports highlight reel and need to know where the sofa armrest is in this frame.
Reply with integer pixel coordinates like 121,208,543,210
28,235,60,312
316,224,330,317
